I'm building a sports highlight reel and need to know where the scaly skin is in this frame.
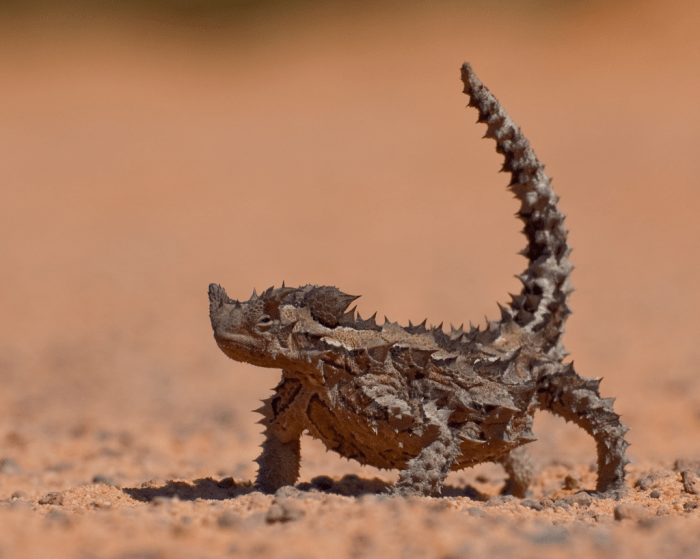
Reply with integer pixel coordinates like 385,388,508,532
207,63,629,498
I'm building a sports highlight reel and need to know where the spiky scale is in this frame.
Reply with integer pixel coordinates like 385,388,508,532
339,305,357,324
356,312,380,331
302,286,359,328
406,319,429,335
410,348,437,368
367,344,392,363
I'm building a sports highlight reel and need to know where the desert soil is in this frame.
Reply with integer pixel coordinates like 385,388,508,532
1,1,700,557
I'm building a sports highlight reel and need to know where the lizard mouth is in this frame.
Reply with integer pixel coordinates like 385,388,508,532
214,331,256,353
214,332,278,368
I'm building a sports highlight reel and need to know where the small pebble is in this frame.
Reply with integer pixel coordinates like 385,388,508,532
274,486,301,499
656,505,670,516
683,500,699,512
681,470,700,495
521,499,544,511
562,474,581,490
634,472,664,491
216,477,236,489
38,492,63,506
266,497,305,523
650,490,661,499
539,497,554,509
562,492,593,508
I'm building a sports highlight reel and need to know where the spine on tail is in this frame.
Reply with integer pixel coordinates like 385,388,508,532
460,62,573,362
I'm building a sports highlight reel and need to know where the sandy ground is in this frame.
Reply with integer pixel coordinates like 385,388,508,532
1,0,700,557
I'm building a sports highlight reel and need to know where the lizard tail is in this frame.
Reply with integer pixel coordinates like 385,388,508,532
461,62,572,361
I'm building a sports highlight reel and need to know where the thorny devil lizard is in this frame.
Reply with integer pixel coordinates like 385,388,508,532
208,63,630,498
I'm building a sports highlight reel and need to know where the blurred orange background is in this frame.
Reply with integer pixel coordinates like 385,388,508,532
1,0,699,485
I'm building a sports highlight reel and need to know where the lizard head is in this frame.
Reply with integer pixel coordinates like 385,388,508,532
208,283,360,369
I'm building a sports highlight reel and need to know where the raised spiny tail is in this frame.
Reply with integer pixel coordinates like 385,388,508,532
461,63,573,362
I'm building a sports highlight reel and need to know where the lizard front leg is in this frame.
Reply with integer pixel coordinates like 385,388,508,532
537,363,630,497
254,376,306,493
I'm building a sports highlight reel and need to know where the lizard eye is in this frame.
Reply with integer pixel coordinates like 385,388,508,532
256,315,273,332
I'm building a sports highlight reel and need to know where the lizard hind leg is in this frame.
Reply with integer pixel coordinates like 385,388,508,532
499,446,535,498
536,363,630,497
